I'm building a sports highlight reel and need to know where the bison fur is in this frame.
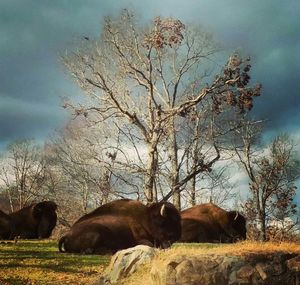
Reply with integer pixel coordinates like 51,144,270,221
0,209,11,239
180,203,246,243
9,201,57,239
59,199,181,254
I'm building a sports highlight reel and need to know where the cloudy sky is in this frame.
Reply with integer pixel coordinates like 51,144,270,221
1,0,299,149
0,0,299,204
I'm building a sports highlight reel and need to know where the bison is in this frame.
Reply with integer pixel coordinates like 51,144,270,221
180,203,246,243
9,201,58,239
59,199,181,254
0,209,11,239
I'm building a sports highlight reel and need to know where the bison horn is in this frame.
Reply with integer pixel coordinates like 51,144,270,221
234,212,239,220
160,204,166,217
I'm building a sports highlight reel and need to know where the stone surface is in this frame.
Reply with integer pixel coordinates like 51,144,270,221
255,263,268,281
150,253,300,285
287,255,300,272
94,249,300,285
94,245,158,285
236,265,255,280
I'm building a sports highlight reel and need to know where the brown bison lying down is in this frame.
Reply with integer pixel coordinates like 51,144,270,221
180,203,246,243
59,199,181,254
1,201,58,239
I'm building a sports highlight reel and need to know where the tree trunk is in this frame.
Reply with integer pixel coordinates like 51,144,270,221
189,116,200,207
258,210,267,241
6,187,14,213
82,182,89,214
254,186,267,241
153,181,158,202
144,142,158,203
260,199,267,241
173,186,181,210
189,175,196,206
169,120,180,210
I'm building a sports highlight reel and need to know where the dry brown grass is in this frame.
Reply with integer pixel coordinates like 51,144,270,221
162,241,300,258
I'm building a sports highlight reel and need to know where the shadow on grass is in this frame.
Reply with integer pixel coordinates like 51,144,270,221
0,240,111,275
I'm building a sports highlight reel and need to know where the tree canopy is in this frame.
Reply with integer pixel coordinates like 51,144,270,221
62,10,261,208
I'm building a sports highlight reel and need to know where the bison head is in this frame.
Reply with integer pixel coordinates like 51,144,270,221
227,211,247,241
33,201,58,238
148,202,181,248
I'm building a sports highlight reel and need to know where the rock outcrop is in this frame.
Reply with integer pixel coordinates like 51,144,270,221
150,253,300,285
93,243,300,285
94,245,158,285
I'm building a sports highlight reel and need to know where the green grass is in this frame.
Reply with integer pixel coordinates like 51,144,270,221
0,240,111,285
0,241,221,285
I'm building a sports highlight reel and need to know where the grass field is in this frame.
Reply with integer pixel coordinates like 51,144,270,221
1,240,299,285
0,240,111,285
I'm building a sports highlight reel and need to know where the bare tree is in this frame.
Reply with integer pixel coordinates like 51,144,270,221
234,124,300,241
0,139,46,211
62,10,261,207
46,118,115,214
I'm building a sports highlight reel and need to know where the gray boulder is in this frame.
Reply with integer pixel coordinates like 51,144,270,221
95,245,158,284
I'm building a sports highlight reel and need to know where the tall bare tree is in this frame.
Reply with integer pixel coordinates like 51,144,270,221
234,123,300,241
63,10,261,207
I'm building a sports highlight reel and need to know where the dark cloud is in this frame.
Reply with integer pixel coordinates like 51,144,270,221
0,0,299,152
0,95,65,143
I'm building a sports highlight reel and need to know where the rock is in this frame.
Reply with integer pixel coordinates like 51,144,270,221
150,253,300,285
236,265,255,280
287,255,300,272
94,249,300,285
94,245,158,285
151,254,230,285
255,263,268,281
